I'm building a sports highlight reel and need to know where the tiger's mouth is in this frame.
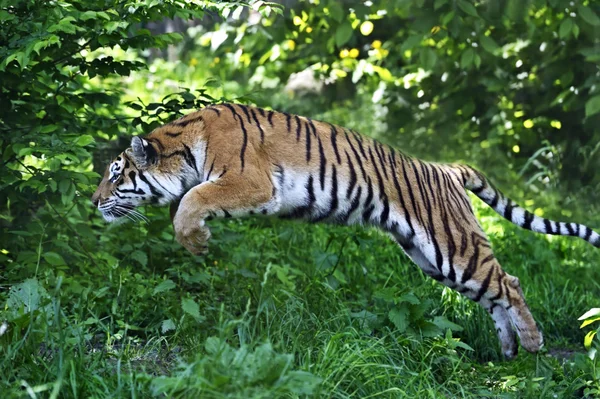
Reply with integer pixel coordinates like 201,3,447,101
98,200,148,223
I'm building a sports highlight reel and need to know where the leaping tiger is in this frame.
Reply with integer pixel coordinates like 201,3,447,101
92,103,599,359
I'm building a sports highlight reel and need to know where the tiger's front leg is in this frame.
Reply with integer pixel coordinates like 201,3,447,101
172,173,275,255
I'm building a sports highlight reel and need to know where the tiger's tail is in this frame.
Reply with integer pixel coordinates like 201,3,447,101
455,165,600,248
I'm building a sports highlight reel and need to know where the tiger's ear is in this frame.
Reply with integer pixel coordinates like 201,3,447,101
131,136,158,168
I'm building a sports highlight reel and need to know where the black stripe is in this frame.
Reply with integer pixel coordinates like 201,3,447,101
351,131,368,160
368,146,385,197
329,124,342,164
206,160,215,180
218,169,227,179
284,112,291,133
257,108,266,118
145,137,164,151
165,131,183,137
471,184,486,195
400,156,426,229
172,115,203,128
318,137,326,190
461,233,481,283
543,218,552,234
374,141,389,180
584,226,592,241
379,195,390,226
295,116,302,141
345,151,357,199
341,186,362,223
137,170,164,203
222,209,232,218
362,177,374,222
566,223,575,236
307,118,318,137
473,265,496,302
268,111,275,126
523,212,534,230
313,165,338,222
489,190,500,208
504,201,514,221
344,131,367,180
413,161,443,270
389,152,414,236
223,104,248,171
206,107,220,116
182,143,198,174
238,104,252,123
250,108,265,143
305,121,311,162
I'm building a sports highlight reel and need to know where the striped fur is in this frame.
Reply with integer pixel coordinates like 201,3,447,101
92,103,599,358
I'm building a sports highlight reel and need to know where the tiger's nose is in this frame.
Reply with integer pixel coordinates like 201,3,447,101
92,197,100,207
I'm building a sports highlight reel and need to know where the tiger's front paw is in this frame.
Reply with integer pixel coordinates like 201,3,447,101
173,214,211,256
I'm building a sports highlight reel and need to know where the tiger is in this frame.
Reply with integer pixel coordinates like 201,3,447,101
92,103,600,359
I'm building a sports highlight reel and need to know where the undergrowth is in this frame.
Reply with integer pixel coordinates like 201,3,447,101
1,203,599,398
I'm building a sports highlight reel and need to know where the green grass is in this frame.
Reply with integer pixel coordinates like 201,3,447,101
1,203,599,398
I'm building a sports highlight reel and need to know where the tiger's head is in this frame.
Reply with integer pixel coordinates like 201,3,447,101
92,136,191,222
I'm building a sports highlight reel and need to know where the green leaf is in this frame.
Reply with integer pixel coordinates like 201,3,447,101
579,308,600,321
434,0,448,10
154,279,176,295
480,36,499,53
580,317,600,329
441,11,455,26
329,2,344,22
335,22,353,47
389,307,410,333
584,330,597,350
401,35,423,52
585,95,600,117
420,48,437,70
398,292,420,305
182,298,201,320
80,11,97,21
161,319,176,333
44,252,66,266
461,48,475,68
432,316,463,332
130,250,148,267
74,135,94,147
458,0,479,17
578,5,600,26
559,18,573,39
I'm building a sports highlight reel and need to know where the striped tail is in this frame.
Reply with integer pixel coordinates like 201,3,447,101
456,165,600,248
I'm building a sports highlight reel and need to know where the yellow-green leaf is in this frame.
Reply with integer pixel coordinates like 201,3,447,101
584,330,597,350
580,316,600,329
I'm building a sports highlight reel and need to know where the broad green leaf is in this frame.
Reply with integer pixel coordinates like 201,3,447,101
328,2,344,22
335,22,353,47
401,35,422,52
579,308,600,320
458,0,479,17
441,11,455,26
559,18,573,39
154,279,176,295
480,36,499,53
161,319,176,333
585,95,600,117
389,307,409,332
578,5,600,26
461,48,475,69
44,252,66,265
433,316,464,332
80,11,97,21
182,297,201,319
74,135,94,147
420,48,437,70
434,0,447,10
131,250,148,267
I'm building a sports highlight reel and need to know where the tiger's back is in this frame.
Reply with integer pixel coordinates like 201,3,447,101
92,103,600,359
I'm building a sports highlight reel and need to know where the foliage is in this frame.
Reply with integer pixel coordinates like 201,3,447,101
574,308,600,396
1,0,599,398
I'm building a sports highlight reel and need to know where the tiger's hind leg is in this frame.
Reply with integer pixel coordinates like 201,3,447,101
416,232,543,358
172,170,276,255
395,237,519,358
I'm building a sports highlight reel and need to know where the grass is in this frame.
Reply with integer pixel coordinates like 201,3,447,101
1,202,599,398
